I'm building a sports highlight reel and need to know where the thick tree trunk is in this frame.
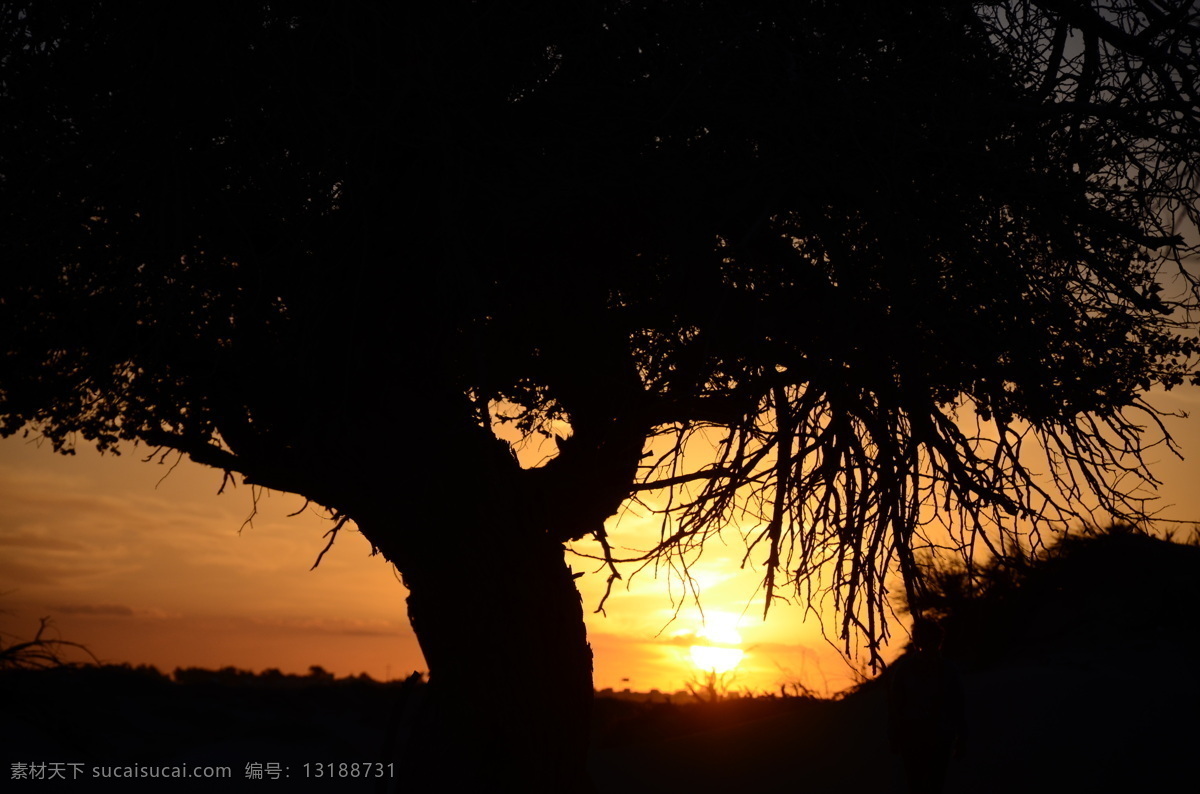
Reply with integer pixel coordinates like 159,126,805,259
342,362,644,791
366,515,595,792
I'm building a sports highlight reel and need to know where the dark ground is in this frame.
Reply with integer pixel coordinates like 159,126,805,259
3,650,1196,794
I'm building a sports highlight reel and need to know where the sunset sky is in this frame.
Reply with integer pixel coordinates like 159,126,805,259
2,384,1198,695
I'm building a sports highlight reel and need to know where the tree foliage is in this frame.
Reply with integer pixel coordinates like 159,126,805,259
1,0,1199,754
904,523,1200,665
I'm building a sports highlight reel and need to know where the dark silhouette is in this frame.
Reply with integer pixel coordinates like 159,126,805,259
0,616,97,670
907,524,1200,668
2,3,1198,788
887,621,966,793
1,663,414,793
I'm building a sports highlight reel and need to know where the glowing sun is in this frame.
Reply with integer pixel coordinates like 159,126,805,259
687,613,745,674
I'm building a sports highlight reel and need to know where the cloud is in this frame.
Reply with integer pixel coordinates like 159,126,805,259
52,603,136,617
0,534,87,551
660,631,701,647
0,556,110,586
244,615,413,638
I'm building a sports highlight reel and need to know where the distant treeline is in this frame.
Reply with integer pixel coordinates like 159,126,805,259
0,661,424,689
170,664,416,688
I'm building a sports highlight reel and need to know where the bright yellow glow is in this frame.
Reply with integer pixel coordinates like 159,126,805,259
687,611,745,673
689,644,744,673
697,612,742,646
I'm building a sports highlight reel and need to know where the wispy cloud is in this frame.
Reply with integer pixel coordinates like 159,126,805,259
245,615,413,638
52,603,136,617
0,534,88,551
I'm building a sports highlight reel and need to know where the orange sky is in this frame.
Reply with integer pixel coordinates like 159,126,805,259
2,384,1197,695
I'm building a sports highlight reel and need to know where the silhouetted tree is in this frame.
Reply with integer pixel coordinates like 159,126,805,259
905,523,1200,665
2,2,1198,788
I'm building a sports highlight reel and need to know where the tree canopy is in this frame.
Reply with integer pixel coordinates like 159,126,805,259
2,1,1199,786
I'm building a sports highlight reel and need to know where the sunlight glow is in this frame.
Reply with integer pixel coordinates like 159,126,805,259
688,611,745,673
689,644,744,673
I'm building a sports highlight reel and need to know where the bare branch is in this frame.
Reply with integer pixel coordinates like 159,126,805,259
310,513,352,571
